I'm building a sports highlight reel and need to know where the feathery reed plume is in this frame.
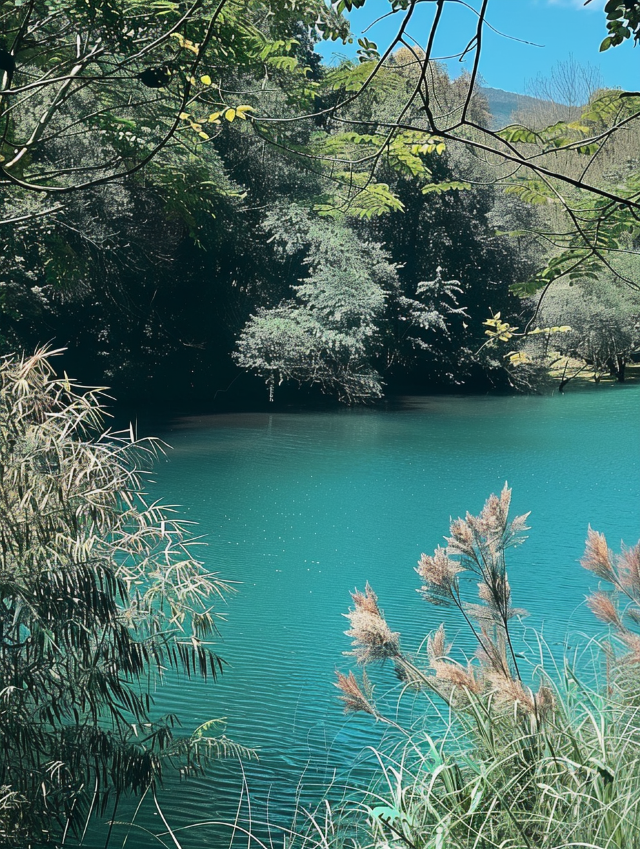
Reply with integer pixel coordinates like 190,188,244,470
334,504,640,849
447,516,475,558
478,489,509,540
617,630,640,662
487,671,536,713
394,625,481,700
618,543,640,596
427,623,450,663
351,582,383,616
339,489,579,732
582,532,640,673
466,576,528,629
344,583,400,664
535,684,555,716
416,546,464,606
442,664,482,696
434,485,529,680
475,626,511,676
581,527,614,580
335,671,376,716
588,591,623,628
430,658,482,698
447,484,530,563
505,510,532,548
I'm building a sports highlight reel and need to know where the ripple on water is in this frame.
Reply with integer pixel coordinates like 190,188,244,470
89,389,640,847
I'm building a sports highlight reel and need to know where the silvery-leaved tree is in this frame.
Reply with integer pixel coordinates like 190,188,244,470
0,349,241,845
233,206,398,402
394,267,466,358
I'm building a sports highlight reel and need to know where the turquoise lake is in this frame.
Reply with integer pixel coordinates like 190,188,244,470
99,388,640,848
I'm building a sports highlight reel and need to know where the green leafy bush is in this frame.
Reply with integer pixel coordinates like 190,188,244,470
0,349,232,845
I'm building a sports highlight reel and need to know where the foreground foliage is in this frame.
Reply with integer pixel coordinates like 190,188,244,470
329,487,640,849
0,350,232,845
0,0,346,195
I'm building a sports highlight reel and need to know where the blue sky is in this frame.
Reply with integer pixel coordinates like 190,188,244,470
316,0,639,95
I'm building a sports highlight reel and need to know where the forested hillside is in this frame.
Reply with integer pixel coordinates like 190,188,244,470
482,86,553,128
0,52,534,403
3,2,636,407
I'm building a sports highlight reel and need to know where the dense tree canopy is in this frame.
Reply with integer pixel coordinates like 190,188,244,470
2,28,547,403
0,0,638,404
0,0,347,196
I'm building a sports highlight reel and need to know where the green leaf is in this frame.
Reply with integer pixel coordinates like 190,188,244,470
497,125,539,144
369,805,414,827
576,143,600,156
388,139,427,177
504,179,554,205
267,55,299,71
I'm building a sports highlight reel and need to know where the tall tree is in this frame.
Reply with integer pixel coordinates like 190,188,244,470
234,206,397,402
0,0,347,201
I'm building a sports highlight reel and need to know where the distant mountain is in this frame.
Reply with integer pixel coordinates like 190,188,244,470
481,86,553,128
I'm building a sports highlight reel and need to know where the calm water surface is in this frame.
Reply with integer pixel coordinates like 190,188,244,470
100,389,640,847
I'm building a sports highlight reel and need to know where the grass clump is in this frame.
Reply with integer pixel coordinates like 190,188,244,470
330,486,640,849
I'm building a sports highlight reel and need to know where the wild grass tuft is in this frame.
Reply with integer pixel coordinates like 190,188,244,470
326,486,640,849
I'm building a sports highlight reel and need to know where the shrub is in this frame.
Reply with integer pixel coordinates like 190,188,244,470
0,350,231,845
